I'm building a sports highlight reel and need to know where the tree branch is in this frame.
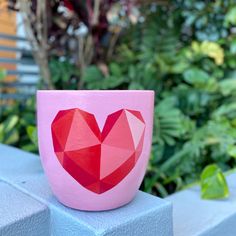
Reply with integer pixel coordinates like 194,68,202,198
19,0,54,89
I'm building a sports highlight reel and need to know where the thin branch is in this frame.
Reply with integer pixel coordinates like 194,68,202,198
84,35,94,65
77,36,85,89
36,0,42,42
92,0,100,26
107,29,121,59
19,0,54,89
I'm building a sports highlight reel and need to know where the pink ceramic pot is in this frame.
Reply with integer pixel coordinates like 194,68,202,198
37,90,154,211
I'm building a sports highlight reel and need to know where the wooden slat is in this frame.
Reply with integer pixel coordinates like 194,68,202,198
7,70,39,76
0,93,32,100
0,33,27,41
0,1,17,82
1,82,37,87
0,45,32,54
0,57,35,65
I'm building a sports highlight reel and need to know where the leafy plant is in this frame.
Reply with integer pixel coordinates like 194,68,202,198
0,98,38,153
49,59,79,89
2,0,236,198
78,2,236,197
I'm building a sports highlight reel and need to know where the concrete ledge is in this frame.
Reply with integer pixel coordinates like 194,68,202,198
0,181,50,236
167,173,236,236
0,144,173,236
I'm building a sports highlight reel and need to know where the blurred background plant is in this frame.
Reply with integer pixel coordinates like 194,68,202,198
1,0,236,198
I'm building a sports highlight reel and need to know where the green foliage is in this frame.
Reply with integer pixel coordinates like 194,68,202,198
153,98,187,146
200,164,229,199
26,126,38,152
0,115,19,144
225,6,236,26
82,63,126,89
183,68,210,86
179,0,234,41
0,98,38,153
80,2,236,197
2,0,236,198
227,145,236,159
49,59,79,89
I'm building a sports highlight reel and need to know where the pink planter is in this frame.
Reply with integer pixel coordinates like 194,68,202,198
37,90,154,211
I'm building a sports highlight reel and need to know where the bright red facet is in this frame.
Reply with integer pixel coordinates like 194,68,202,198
51,108,145,194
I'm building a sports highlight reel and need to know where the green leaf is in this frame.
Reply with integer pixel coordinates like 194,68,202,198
225,7,236,26
212,103,236,119
21,144,38,152
82,66,103,83
154,97,187,145
219,78,236,96
109,63,122,77
183,68,210,85
2,115,18,133
0,115,19,144
4,130,19,145
170,61,189,74
128,82,144,90
81,65,126,89
154,183,168,198
200,164,229,200
100,76,126,89
230,39,236,54
26,126,38,147
227,145,236,158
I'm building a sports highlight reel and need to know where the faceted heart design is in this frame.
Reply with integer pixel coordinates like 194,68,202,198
51,108,145,194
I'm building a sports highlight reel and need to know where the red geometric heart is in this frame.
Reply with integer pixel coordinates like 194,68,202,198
51,108,145,194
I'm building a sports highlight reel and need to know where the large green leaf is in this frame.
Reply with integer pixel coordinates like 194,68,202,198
154,98,187,146
82,66,103,84
0,115,19,145
227,145,236,159
26,126,38,147
212,103,236,119
225,6,236,26
200,164,229,200
183,68,210,85
82,65,126,89
219,78,236,96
